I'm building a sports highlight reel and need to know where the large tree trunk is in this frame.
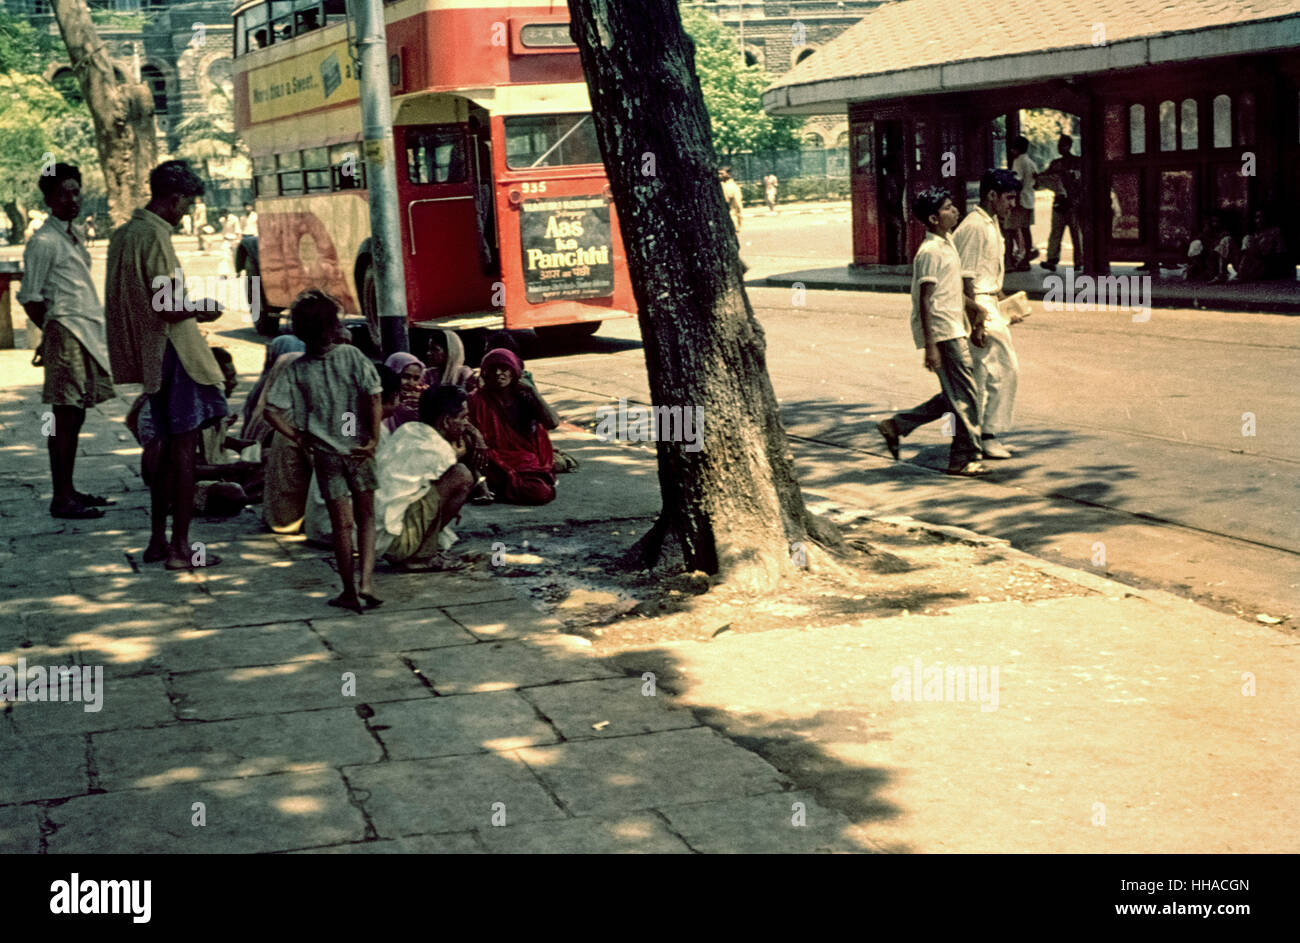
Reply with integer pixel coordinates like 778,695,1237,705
49,0,156,228
568,0,836,593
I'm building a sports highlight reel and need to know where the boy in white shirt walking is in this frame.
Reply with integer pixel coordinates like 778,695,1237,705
876,187,986,477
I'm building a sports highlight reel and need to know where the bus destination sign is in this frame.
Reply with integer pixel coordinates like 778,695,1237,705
520,195,615,303
519,22,576,49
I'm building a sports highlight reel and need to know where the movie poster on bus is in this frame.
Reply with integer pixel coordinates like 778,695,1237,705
520,195,615,303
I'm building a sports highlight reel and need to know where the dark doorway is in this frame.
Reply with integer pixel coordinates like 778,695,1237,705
876,120,907,264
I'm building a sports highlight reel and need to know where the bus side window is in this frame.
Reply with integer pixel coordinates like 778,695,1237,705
331,144,365,190
253,154,279,197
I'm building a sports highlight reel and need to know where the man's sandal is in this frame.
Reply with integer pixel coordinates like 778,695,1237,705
50,500,104,520
74,491,116,507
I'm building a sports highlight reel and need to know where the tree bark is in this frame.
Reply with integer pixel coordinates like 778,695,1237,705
49,0,155,228
568,0,836,592
3,202,28,245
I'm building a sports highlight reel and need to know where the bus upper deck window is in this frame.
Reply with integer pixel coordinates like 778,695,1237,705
243,4,269,52
504,114,601,169
295,0,322,35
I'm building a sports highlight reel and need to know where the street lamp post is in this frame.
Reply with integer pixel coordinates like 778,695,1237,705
346,0,409,356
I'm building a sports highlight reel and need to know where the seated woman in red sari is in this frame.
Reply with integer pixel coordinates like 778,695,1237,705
468,348,559,504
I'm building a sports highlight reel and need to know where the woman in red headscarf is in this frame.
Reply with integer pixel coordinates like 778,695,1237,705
468,348,558,504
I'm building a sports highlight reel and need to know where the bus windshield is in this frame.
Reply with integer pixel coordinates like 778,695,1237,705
504,113,603,169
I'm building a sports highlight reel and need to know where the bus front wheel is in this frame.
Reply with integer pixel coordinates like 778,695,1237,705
360,263,381,351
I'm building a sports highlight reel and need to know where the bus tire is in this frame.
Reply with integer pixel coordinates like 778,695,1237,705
537,322,601,345
360,262,381,350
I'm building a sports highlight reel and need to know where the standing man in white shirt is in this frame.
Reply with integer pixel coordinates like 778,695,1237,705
875,186,986,477
1007,135,1039,271
953,168,1024,460
18,163,117,519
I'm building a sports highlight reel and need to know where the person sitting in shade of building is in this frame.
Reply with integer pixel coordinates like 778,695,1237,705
1235,209,1290,281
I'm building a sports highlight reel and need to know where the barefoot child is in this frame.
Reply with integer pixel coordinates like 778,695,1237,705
265,291,383,612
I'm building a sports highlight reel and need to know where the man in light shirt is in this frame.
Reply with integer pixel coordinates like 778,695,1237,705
953,168,1025,460
1007,135,1038,271
375,386,476,570
19,163,116,519
876,186,986,477
106,160,226,569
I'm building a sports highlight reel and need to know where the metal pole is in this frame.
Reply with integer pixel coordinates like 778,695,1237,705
346,0,408,355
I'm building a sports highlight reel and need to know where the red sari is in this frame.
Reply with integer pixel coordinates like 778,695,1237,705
468,389,556,505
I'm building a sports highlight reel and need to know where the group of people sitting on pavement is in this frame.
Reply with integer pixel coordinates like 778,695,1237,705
1185,209,1290,284
247,291,571,611
20,158,575,616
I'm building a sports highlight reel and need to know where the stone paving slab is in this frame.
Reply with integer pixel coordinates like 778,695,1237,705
141,621,333,674
0,802,42,854
91,706,382,791
168,655,431,721
657,791,876,854
0,731,87,804
287,831,483,854
344,752,567,837
475,811,693,853
515,727,791,818
44,769,367,853
187,587,351,629
520,677,701,740
406,635,618,694
7,673,174,737
296,567,522,612
440,599,567,640
367,690,559,760
310,609,477,657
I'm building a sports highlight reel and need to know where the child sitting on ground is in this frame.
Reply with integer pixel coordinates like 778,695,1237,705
265,291,384,613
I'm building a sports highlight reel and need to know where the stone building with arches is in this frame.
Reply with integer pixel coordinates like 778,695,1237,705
763,0,1300,273
12,0,249,201
695,0,890,148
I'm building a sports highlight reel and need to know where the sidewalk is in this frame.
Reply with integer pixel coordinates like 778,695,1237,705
1,347,1296,853
764,262,1300,314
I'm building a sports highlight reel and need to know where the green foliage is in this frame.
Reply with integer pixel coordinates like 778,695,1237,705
0,14,102,214
89,11,150,32
0,13,63,72
680,4,804,158
1020,108,1079,168
740,177,848,205
173,87,248,184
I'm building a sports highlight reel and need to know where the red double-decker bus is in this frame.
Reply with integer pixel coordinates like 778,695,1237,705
231,0,636,346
